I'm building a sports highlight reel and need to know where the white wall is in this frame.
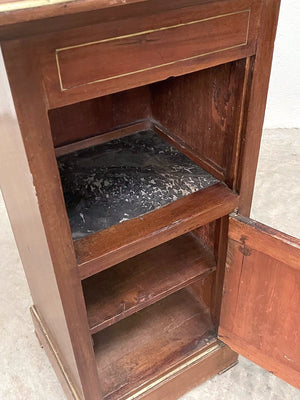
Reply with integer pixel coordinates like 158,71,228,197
264,0,300,128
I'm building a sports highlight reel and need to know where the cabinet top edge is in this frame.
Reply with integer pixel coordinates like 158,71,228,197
0,0,235,41
0,0,149,31
0,0,146,17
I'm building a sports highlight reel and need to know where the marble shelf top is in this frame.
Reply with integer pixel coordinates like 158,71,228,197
58,129,219,240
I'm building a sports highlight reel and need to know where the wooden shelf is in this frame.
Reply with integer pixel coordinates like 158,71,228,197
58,129,220,241
83,232,216,335
57,129,239,278
93,288,216,400
76,182,238,278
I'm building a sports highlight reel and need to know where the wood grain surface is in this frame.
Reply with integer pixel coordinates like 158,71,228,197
219,216,300,389
38,0,260,107
93,288,215,400
1,41,103,400
0,0,284,397
56,10,250,91
49,86,151,148
83,232,216,334
76,183,239,279
152,60,247,185
237,0,281,215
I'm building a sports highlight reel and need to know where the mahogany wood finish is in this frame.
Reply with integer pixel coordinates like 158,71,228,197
49,86,151,148
193,221,217,253
93,289,216,400
0,48,84,399
151,60,247,186
83,232,216,334
211,216,230,326
0,41,102,400
31,307,80,400
219,216,300,389
237,0,281,215
56,9,250,91
0,0,287,399
0,0,149,26
137,344,238,400
54,120,151,157
0,0,259,42
52,61,247,184
38,0,261,107
75,183,239,279
187,273,216,314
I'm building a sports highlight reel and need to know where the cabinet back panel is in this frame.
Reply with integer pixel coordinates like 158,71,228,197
49,85,151,147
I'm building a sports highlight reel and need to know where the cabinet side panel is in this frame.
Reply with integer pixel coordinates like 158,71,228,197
151,60,247,186
0,47,84,399
238,0,281,215
1,38,104,400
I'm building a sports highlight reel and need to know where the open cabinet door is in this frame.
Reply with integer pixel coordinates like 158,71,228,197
219,215,300,389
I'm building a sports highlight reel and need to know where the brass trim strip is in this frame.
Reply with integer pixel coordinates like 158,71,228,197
122,342,222,400
56,9,251,91
31,306,81,400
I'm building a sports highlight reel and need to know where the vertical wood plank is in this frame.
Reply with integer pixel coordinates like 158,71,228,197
238,0,281,215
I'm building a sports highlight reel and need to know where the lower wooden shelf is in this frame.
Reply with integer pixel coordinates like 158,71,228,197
93,288,216,400
83,232,216,335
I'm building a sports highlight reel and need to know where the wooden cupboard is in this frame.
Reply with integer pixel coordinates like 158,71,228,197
0,1,299,399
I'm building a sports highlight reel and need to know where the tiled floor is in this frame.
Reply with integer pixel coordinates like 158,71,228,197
0,129,299,400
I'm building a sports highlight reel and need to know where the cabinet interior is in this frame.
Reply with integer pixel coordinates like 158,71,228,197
48,59,247,400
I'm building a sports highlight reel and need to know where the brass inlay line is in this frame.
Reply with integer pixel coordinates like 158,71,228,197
57,9,250,52
0,0,73,12
31,306,81,400
56,44,247,91
56,52,64,93
56,9,251,92
122,343,221,400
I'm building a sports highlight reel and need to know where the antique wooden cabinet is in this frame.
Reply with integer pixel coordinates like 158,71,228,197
0,1,299,399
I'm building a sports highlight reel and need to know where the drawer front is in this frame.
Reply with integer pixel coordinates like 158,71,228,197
40,0,260,107
56,10,250,91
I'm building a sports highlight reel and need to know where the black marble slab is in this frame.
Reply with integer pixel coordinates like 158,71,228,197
57,130,219,240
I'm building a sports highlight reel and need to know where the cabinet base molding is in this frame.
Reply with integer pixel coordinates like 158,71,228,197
30,306,82,400
31,302,238,400
133,343,238,400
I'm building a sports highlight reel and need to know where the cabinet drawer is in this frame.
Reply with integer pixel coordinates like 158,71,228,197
41,0,260,107
56,9,250,91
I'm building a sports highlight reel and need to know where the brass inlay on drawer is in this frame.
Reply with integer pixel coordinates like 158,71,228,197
56,9,251,91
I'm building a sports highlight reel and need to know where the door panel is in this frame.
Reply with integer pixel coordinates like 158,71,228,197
219,215,300,389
